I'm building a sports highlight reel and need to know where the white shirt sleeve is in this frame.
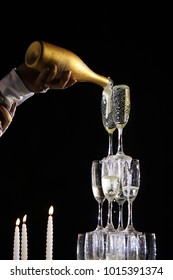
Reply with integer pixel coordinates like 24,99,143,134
0,68,35,136
0,68,34,111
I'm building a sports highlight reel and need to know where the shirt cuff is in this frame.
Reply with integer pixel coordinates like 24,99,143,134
0,68,34,109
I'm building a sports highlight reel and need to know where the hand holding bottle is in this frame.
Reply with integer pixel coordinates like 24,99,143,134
17,63,77,93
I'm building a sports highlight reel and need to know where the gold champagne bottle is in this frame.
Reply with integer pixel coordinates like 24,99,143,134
25,41,110,87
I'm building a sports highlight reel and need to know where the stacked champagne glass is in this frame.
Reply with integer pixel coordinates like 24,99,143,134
77,82,157,260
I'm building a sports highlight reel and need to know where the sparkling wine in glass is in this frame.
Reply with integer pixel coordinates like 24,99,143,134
101,79,116,156
112,84,131,161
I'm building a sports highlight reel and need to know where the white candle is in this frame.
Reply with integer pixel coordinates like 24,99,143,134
13,218,20,260
21,214,28,260
46,206,54,260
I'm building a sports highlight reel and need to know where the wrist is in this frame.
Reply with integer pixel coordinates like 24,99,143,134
0,68,34,106
16,63,40,92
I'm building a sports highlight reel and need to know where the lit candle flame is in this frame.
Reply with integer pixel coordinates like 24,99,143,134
48,206,54,215
23,215,27,223
13,218,20,260
21,214,28,260
16,218,20,226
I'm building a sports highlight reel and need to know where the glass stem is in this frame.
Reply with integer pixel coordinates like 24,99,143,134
117,127,124,154
117,203,124,231
127,200,134,230
108,132,113,156
97,202,103,229
106,201,114,228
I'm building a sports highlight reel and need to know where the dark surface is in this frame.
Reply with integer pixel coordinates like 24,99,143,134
0,4,172,260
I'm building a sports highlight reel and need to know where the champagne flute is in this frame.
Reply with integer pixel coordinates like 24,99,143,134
101,156,120,232
103,156,126,232
111,84,131,160
106,231,126,260
145,232,157,260
101,80,117,232
77,160,106,260
91,159,105,231
122,158,140,234
101,79,116,156
76,233,85,260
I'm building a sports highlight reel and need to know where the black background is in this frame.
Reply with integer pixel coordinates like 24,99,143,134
0,4,172,260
